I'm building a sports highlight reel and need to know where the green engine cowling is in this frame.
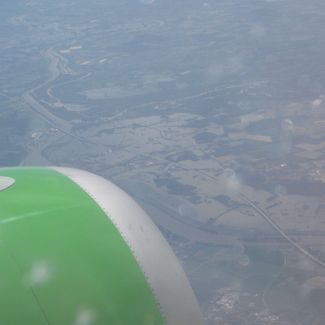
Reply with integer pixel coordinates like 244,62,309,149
0,167,203,325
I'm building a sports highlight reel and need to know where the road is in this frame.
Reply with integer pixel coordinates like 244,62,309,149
240,192,325,268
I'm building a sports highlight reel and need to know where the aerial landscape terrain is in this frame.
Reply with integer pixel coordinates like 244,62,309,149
1,0,325,323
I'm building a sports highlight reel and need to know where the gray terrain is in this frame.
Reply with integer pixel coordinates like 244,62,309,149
2,0,325,323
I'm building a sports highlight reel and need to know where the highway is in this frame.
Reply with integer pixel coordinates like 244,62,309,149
240,192,325,268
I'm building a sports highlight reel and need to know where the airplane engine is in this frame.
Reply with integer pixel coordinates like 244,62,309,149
0,167,203,325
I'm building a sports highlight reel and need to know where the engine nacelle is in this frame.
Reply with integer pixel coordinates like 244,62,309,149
0,167,203,325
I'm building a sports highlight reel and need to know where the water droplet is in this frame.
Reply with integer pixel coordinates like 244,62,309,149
281,119,294,133
25,261,51,287
274,184,287,196
178,203,197,219
223,168,236,179
75,309,96,325
222,169,241,192
312,97,323,108
238,255,250,267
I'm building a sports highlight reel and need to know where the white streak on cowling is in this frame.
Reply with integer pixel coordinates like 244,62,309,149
0,177,15,192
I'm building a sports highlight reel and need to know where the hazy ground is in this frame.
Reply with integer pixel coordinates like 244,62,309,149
2,0,325,323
